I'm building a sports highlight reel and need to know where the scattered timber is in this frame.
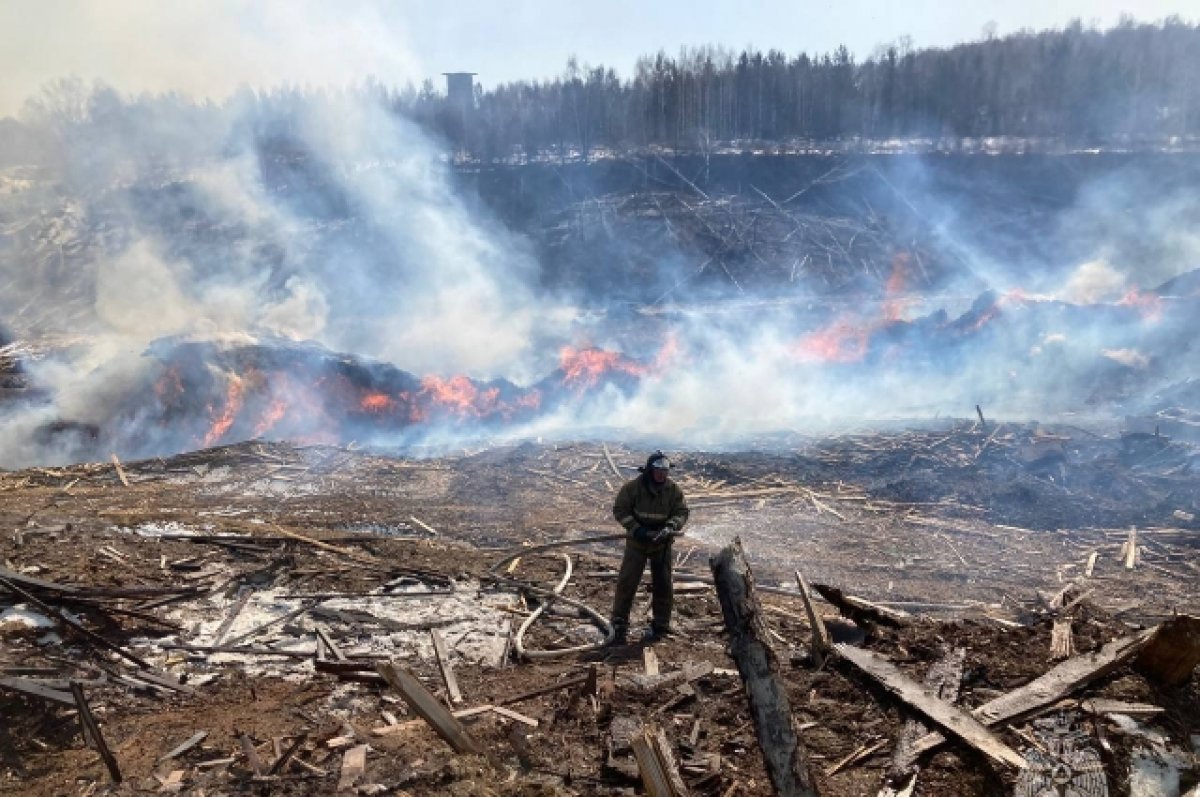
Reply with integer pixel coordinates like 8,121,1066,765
711,538,818,797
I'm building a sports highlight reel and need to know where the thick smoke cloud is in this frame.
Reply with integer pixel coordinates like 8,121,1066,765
1,84,1199,468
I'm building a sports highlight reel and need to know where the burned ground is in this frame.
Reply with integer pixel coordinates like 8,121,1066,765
1,427,1197,796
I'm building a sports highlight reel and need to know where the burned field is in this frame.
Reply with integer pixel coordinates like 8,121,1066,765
3,143,1200,795
1,428,1198,796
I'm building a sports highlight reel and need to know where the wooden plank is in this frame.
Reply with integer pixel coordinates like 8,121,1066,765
0,677,75,705
269,524,381,566
265,733,308,776
316,624,348,663
1050,618,1075,660
408,516,441,537
211,586,252,646
906,628,1155,761
812,583,911,627
888,647,965,781
602,442,624,479
711,540,818,797
644,647,661,677
337,744,367,792
376,662,483,754
239,734,264,777
0,577,151,669
157,731,208,764
630,723,690,797
492,705,539,728
794,570,832,663
110,453,130,487
496,672,592,705
72,682,122,783
430,629,463,703
834,643,1026,770
371,705,493,736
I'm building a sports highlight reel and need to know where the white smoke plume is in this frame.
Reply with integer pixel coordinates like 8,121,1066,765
1,80,1199,468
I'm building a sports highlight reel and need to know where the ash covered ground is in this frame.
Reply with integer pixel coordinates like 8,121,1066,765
2,99,1200,794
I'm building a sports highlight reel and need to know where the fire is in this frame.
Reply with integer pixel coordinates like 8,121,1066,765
651,330,683,372
560,346,646,387
360,391,395,412
417,375,501,417
1117,288,1163,322
792,317,871,363
203,376,245,446
252,398,288,437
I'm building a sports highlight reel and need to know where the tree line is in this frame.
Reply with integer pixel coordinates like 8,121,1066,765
4,16,1199,171
404,17,1200,160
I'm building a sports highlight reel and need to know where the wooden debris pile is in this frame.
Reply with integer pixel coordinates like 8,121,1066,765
1,437,1198,795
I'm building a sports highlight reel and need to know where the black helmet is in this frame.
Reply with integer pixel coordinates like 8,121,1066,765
641,450,671,472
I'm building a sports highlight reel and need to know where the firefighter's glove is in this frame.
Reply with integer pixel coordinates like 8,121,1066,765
652,526,677,544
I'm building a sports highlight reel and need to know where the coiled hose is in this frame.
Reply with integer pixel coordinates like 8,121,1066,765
487,533,628,660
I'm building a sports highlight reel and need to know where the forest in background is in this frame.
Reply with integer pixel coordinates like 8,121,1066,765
2,16,1199,171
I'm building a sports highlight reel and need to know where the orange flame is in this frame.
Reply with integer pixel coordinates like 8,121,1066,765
792,317,871,363
560,346,646,387
203,376,245,446
360,391,395,413
418,375,501,417
252,398,288,437
1117,288,1163,322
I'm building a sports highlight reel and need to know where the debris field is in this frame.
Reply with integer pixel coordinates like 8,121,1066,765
1,427,1198,796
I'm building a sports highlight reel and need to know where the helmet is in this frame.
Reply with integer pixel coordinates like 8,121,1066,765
644,450,671,471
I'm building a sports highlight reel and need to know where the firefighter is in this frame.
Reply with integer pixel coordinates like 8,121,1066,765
609,450,689,644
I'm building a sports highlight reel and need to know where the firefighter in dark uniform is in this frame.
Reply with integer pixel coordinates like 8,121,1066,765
609,451,689,644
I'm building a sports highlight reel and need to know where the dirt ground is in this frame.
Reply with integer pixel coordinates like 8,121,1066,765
1,426,1198,796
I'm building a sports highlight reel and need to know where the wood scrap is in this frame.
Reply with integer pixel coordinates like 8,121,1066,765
630,723,690,797
72,682,122,783
1050,618,1075,660
905,628,1157,762
376,662,483,754
794,570,832,663
1133,614,1200,686
812,583,911,628
336,744,367,792
110,453,130,487
156,731,208,764
239,734,264,777
430,629,463,703
887,646,965,782
492,705,539,728
833,643,1026,770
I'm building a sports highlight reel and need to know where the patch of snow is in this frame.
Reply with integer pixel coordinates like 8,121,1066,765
0,604,56,632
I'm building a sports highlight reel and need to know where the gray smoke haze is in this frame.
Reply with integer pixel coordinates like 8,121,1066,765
1,82,1199,467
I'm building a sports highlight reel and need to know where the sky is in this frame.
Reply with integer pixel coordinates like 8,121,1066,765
1,0,1198,117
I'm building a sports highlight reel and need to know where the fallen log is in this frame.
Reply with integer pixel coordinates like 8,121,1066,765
834,643,1026,770
710,538,818,797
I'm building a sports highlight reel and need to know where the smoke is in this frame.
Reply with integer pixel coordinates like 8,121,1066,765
0,0,421,119
2,81,1200,467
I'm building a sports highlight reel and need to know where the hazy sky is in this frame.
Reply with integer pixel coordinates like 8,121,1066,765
1,0,1197,117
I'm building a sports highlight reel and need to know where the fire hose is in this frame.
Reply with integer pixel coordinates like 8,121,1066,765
486,533,629,660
